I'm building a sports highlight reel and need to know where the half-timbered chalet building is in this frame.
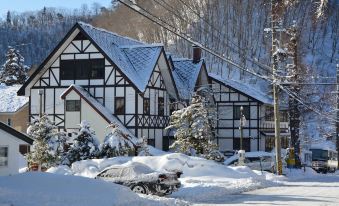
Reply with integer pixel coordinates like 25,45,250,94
209,73,290,152
17,22,178,149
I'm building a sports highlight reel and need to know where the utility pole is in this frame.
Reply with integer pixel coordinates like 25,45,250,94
271,0,283,175
336,64,339,169
288,22,301,168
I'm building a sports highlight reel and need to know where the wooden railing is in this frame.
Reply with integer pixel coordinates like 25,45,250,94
260,121,289,130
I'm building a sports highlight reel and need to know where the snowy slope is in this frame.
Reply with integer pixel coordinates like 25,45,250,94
0,84,28,113
0,172,162,206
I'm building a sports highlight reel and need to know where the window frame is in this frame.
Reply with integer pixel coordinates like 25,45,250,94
115,97,125,115
7,118,11,126
0,146,9,167
65,100,81,112
143,98,150,115
60,59,105,80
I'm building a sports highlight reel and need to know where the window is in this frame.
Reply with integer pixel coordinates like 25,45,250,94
7,118,11,126
19,144,30,155
90,59,105,79
60,59,104,80
115,97,125,115
143,98,150,115
66,100,81,111
0,147,8,167
158,97,164,116
234,106,250,119
233,138,250,152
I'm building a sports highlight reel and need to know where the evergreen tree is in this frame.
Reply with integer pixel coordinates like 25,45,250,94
166,94,217,156
26,114,65,170
65,120,99,164
0,46,28,85
100,123,135,158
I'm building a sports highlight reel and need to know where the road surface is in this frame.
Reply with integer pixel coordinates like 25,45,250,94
195,174,339,206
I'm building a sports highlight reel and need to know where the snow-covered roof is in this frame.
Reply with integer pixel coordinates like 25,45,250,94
78,22,163,92
0,84,28,113
171,58,204,100
209,73,273,105
310,141,336,151
60,84,138,143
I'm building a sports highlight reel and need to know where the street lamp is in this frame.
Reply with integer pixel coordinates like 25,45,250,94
238,106,246,166
239,106,244,150
38,89,44,117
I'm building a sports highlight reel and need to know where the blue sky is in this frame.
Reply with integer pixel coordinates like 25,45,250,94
0,0,112,17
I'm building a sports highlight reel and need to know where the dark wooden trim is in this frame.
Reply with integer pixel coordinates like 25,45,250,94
0,122,33,144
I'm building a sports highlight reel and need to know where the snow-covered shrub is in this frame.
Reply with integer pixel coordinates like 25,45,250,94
0,46,28,85
100,123,135,158
136,137,151,156
65,121,100,164
26,114,67,170
166,94,218,156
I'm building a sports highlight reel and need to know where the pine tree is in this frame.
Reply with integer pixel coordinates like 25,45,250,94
100,123,135,158
0,46,28,85
65,121,100,164
166,94,217,156
26,114,65,170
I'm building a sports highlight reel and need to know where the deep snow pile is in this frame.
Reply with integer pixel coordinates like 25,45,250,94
0,172,161,206
48,153,278,203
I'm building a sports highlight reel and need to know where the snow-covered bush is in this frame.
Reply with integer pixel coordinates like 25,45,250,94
65,121,100,164
166,94,218,156
100,123,135,158
0,46,28,85
136,137,151,156
26,114,67,170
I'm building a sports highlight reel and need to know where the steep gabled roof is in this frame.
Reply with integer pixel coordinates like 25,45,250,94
0,84,28,113
170,57,204,100
60,85,138,143
0,121,33,144
209,73,273,105
18,22,178,97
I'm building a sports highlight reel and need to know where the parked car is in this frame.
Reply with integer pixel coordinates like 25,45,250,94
96,162,181,196
224,151,275,172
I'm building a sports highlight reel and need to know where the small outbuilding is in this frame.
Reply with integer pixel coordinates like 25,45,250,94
0,121,33,176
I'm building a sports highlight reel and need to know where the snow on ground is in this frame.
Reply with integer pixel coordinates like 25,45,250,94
48,153,280,204
0,172,162,206
0,84,28,112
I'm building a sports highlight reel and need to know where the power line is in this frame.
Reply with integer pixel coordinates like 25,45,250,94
118,0,339,123
154,0,273,74
118,0,272,81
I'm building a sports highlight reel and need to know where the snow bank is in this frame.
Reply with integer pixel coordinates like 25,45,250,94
0,172,161,206
49,153,278,203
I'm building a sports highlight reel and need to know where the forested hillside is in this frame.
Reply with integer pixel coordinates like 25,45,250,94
0,4,105,66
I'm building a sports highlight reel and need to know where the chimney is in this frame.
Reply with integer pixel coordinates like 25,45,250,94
192,45,201,63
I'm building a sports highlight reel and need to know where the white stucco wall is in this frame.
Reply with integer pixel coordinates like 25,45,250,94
0,129,28,176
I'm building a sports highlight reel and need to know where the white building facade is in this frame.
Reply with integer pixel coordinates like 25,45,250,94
0,122,32,176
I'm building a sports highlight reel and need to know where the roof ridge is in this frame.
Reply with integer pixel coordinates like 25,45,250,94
78,21,143,45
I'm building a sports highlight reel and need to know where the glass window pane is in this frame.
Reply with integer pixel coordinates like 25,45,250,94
0,147,8,166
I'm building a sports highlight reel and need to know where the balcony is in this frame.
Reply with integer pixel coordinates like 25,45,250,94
260,121,289,130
